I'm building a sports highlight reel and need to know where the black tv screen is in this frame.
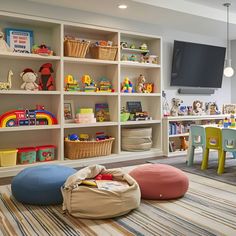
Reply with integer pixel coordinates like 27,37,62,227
170,40,226,88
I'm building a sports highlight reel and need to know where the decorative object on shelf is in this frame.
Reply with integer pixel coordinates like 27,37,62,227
81,74,97,92
187,106,193,115
120,106,130,122
32,43,53,56
38,63,54,91
64,74,80,92
0,105,58,127
136,74,146,93
170,98,183,116
120,41,128,48
5,28,33,53
95,103,110,122
223,3,234,77
90,41,118,61
68,134,79,141
75,108,96,124
126,101,151,121
222,104,236,114
0,70,13,90
121,77,134,93
162,91,170,117
96,132,111,141
179,136,188,151
98,77,113,92
64,100,75,122
205,102,221,115
79,134,90,141
143,83,154,93
0,31,13,52
179,106,188,116
121,54,128,61
130,44,136,49
148,55,158,64
0,149,18,167
64,36,90,58
192,100,204,115
140,43,148,51
128,54,138,62
20,68,38,91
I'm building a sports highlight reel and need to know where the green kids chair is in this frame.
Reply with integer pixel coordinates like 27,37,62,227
201,127,223,172
187,125,206,166
219,128,236,174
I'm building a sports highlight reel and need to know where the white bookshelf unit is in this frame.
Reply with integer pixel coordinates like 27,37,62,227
0,11,162,177
162,115,228,157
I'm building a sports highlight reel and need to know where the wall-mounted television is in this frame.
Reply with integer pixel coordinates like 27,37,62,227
170,40,226,88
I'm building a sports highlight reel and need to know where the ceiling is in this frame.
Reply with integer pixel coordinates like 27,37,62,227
25,0,236,39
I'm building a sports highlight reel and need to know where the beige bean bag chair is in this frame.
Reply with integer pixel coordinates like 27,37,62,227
61,165,141,219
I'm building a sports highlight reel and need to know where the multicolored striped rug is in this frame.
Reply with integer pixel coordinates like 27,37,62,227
1,172,236,236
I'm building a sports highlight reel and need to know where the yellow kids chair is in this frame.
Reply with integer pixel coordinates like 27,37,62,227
201,127,223,172
218,128,236,174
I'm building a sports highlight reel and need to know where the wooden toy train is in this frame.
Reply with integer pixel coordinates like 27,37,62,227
0,105,58,127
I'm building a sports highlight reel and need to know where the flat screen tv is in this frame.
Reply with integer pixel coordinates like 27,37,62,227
170,40,226,88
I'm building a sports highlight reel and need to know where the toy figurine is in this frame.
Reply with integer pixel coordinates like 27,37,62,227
121,77,134,93
120,42,128,48
0,31,13,53
162,91,170,117
130,44,136,49
81,74,97,92
170,98,183,116
128,54,137,62
136,74,146,93
64,74,80,91
38,63,54,91
0,70,13,90
192,100,204,115
140,43,148,50
144,83,154,93
179,136,188,151
32,43,53,56
20,68,39,91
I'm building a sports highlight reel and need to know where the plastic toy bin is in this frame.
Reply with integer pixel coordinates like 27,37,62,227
36,145,56,162
0,149,18,167
17,147,37,164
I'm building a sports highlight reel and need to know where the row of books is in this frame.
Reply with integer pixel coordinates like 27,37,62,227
169,122,191,135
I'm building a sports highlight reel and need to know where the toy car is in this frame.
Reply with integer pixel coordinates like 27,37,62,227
32,44,53,56
134,111,151,121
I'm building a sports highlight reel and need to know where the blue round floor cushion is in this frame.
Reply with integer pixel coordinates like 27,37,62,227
11,165,76,205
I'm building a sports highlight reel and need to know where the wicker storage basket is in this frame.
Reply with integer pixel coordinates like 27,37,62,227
64,38,90,58
65,138,115,159
90,45,118,60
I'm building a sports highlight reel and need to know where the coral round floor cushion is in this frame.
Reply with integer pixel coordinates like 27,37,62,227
61,165,141,219
11,165,76,205
129,164,189,200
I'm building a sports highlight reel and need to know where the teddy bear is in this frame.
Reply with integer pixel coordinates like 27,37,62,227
136,74,146,93
193,100,204,115
0,31,13,53
170,98,183,116
20,68,39,91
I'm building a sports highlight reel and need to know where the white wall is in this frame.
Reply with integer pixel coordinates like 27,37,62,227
0,0,231,109
231,40,236,103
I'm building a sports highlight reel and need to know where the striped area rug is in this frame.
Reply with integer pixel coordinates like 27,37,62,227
1,172,236,236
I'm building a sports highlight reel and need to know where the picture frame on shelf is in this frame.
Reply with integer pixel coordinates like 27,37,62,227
64,100,75,123
222,104,236,114
5,28,34,53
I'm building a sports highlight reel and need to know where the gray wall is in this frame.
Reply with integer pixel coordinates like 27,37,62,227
0,0,231,109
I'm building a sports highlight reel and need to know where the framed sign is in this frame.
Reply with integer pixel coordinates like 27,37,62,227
64,100,75,122
5,28,33,53
222,104,236,114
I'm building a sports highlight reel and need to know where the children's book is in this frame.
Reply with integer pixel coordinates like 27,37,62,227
96,180,129,191
95,103,110,122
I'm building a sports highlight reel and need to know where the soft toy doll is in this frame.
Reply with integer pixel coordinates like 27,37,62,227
170,98,183,116
20,68,39,91
38,63,54,90
193,100,204,115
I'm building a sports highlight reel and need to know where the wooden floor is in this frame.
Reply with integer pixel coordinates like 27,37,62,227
0,156,165,186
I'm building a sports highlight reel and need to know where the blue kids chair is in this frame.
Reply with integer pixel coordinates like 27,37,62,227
218,128,236,174
187,125,206,166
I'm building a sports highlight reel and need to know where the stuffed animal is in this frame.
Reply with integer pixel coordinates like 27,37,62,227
193,100,204,115
20,68,38,91
179,136,188,151
136,74,146,93
0,31,13,53
170,98,183,116
38,63,54,90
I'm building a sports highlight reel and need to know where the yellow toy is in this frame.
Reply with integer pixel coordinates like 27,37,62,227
121,77,134,93
64,74,79,91
81,74,92,85
81,74,97,92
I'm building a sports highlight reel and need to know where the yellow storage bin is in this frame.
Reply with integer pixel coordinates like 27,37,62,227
0,149,18,167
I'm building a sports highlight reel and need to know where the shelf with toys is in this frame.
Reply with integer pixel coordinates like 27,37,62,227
0,11,162,176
